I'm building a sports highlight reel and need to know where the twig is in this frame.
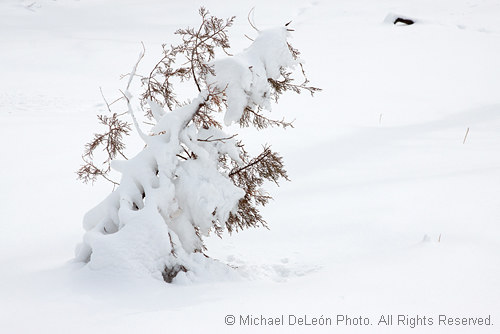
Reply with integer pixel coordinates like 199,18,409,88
248,7,259,32
229,148,272,177
198,134,237,143
103,174,120,186
99,87,112,112
244,34,255,42
99,88,125,113
463,127,469,144
190,16,206,93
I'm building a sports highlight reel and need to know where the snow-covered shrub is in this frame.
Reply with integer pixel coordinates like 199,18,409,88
76,8,319,282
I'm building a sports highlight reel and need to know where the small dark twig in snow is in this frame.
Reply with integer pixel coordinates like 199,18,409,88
394,17,414,25
463,127,470,144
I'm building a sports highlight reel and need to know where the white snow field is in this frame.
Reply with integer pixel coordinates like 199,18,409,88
1,0,500,333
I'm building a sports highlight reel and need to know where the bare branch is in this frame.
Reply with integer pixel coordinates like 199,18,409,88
127,42,145,91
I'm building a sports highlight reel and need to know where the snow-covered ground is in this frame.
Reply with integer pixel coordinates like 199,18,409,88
1,0,499,333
